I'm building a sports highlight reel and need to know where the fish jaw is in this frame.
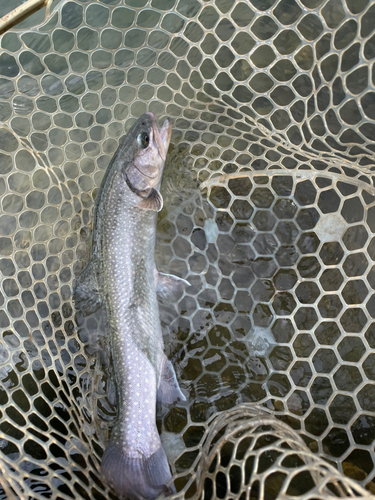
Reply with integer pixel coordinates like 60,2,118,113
152,116,172,162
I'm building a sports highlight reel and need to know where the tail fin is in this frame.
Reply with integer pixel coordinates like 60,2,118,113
101,442,175,499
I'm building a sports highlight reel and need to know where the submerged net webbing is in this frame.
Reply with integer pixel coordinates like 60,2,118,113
0,0,375,498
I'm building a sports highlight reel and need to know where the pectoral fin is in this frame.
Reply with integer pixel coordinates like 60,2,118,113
155,271,189,300
157,355,186,405
73,259,102,316
138,188,163,212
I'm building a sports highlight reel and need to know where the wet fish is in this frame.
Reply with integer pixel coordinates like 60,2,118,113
74,113,188,499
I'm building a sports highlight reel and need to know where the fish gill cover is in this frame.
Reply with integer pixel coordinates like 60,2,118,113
0,0,374,499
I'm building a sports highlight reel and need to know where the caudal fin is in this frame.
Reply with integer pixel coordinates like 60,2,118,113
101,442,175,500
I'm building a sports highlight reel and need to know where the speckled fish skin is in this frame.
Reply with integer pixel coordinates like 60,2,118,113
75,113,182,499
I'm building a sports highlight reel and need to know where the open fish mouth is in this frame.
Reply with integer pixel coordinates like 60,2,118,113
150,113,172,162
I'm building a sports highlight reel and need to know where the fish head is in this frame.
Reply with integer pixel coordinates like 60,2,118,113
125,113,172,195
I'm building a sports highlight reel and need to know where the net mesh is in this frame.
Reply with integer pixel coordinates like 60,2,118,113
0,0,375,498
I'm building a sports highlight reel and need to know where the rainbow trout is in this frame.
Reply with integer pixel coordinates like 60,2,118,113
74,113,187,499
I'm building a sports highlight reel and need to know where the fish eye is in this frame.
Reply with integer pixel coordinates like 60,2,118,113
137,132,149,149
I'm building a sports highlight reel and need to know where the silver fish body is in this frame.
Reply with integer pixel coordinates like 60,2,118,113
74,113,187,499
